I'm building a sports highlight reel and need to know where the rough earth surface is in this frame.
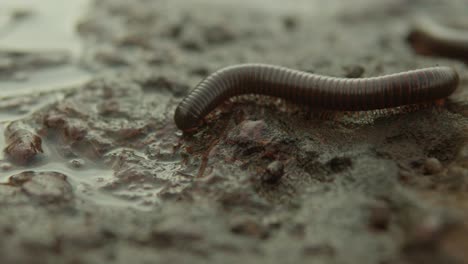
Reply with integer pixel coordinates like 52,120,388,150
1,0,468,263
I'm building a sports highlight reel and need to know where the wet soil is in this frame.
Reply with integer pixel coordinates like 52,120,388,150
1,0,468,263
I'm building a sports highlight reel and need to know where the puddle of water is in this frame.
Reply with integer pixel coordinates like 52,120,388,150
0,65,90,97
0,0,90,57
0,0,128,208
0,159,141,209
0,127,145,209
0,93,64,123
0,0,92,122
0,123,166,210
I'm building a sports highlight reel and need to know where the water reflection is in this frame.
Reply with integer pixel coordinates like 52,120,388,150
0,0,90,56
0,0,138,209
0,0,92,106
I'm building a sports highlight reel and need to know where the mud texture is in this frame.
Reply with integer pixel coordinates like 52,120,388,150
1,0,468,263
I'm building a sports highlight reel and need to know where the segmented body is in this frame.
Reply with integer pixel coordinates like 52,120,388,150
408,17,468,60
174,64,459,131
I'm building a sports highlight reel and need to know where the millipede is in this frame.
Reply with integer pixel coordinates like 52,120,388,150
174,64,459,131
407,16,468,61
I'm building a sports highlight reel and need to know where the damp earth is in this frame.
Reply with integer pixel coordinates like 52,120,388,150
1,0,468,263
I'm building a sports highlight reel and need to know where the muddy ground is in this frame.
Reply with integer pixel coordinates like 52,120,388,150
1,0,468,263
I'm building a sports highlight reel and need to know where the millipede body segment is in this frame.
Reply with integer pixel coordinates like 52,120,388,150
174,64,459,131
408,17,468,60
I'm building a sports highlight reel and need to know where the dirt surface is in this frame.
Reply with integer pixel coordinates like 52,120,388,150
1,0,468,263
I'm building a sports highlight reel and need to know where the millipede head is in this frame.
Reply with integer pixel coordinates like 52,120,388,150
174,104,200,132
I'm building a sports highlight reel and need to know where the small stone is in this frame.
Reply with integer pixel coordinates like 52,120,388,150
69,159,85,168
262,161,284,184
343,65,365,78
424,157,443,174
4,123,43,165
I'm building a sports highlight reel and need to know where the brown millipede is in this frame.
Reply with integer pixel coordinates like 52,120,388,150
407,16,468,61
174,64,459,131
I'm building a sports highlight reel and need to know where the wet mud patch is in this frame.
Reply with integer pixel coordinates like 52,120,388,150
0,69,190,209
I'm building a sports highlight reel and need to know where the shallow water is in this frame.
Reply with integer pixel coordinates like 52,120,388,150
1,65,90,97
0,0,137,209
0,0,89,56
0,122,145,209
0,0,92,105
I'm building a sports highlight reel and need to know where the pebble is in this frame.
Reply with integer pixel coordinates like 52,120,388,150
262,161,284,184
69,159,85,168
424,157,443,174
4,128,43,165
